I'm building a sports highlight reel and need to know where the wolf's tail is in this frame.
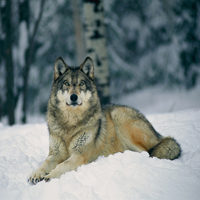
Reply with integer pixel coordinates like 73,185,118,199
148,137,181,160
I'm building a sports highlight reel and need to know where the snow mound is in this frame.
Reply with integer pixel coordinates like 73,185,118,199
0,109,200,200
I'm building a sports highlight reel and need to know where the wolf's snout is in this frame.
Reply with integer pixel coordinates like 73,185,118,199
70,94,78,102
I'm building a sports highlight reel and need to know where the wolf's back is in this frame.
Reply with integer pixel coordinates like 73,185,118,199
148,137,181,160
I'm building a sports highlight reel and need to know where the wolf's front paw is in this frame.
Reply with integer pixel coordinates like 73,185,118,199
28,170,46,184
43,170,61,182
44,174,53,182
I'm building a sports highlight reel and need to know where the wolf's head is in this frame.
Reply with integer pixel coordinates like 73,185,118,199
49,57,99,112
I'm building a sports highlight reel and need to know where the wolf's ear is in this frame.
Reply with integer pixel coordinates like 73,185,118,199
54,57,69,81
80,57,94,80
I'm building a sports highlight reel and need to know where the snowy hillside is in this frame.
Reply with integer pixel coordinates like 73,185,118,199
0,108,200,200
112,85,200,115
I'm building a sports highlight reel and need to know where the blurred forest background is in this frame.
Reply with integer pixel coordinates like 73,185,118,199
0,0,200,125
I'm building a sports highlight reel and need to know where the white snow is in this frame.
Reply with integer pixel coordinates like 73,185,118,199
1,85,200,200
0,106,200,199
113,85,200,115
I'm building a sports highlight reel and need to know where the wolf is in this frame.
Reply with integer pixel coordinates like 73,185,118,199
29,57,181,184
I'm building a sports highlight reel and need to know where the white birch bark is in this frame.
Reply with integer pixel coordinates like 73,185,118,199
83,0,110,104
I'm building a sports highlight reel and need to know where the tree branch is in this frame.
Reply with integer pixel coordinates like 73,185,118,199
27,0,45,66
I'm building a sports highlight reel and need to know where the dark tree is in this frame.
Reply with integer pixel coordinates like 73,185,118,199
21,0,46,123
4,0,15,125
174,0,200,88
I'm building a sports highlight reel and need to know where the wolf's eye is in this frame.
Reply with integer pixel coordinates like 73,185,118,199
79,81,85,86
64,81,70,86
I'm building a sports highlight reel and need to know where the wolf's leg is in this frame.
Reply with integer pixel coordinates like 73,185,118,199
43,154,85,182
29,133,69,184
28,155,64,184
109,106,160,149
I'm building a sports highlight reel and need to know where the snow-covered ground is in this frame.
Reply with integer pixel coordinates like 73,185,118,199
113,85,200,114
0,86,200,200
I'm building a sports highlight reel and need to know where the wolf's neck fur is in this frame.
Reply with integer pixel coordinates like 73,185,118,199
46,97,101,135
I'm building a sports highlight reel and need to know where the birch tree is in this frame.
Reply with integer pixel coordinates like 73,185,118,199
82,0,110,104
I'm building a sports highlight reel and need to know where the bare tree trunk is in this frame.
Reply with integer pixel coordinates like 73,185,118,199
22,0,45,123
82,0,110,105
5,0,15,125
72,0,86,65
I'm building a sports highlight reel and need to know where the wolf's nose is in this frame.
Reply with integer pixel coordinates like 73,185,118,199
70,94,78,102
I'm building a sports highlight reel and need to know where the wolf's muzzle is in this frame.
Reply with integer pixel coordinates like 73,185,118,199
70,94,78,103
67,93,82,107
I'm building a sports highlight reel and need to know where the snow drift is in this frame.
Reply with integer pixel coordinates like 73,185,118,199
0,109,200,200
